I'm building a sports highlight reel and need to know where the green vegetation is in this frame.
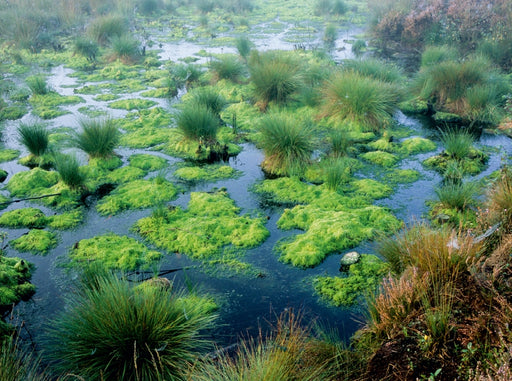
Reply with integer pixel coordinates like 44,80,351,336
128,154,167,171
17,122,49,158
53,153,85,190
0,208,48,228
87,14,128,46
258,112,314,176
177,103,220,141
47,272,216,380
26,75,50,95
0,149,20,163
68,233,162,271
74,118,120,159
0,255,35,310
249,51,302,109
109,34,141,63
11,230,57,255
73,37,99,62
134,190,269,259
0,335,51,381
360,150,398,167
210,55,246,82
109,98,156,110
174,164,241,181
314,254,389,306
96,177,178,215
320,71,400,131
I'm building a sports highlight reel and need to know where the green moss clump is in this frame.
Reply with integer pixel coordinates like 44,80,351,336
383,169,421,185
398,99,429,114
88,156,123,171
368,138,399,153
253,177,323,205
0,149,20,163
18,154,54,169
174,164,241,181
428,204,478,229
93,94,119,101
400,137,436,155
32,106,68,119
121,127,175,149
351,179,393,200
0,105,27,120
0,169,7,183
360,151,398,167
0,256,35,309
0,208,48,228
423,148,488,176
433,112,463,124
314,254,389,306
69,233,162,271
47,209,84,230
11,230,57,255
30,93,84,107
128,154,167,171
134,190,269,259
106,166,146,183
6,168,59,197
108,99,157,110
97,178,179,216
277,205,401,267
0,195,8,210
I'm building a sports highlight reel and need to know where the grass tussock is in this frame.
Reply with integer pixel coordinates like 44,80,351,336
320,70,400,131
74,118,119,159
210,55,246,82
108,34,141,63
53,153,85,190
87,14,128,46
258,112,314,176
17,122,49,158
47,272,216,381
177,103,220,141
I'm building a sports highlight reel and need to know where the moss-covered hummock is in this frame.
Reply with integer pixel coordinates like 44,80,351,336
0,256,36,309
128,154,167,171
174,164,241,181
360,150,398,167
6,168,59,197
0,149,20,163
96,178,179,216
11,230,58,255
400,137,436,155
108,99,157,110
134,190,269,259
423,148,488,176
314,254,389,306
47,209,84,230
0,208,48,228
69,233,162,271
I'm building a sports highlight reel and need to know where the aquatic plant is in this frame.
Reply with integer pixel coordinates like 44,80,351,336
210,55,246,82
434,181,479,212
258,113,314,176
17,122,49,158
190,310,324,380
351,39,366,56
323,24,337,44
6,168,59,198
73,37,99,62
109,34,141,63
26,75,50,95
343,58,404,84
0,208,48,229
440,128,474,161
314,254,389,306
53,153,85,190
188,86,227,118
360,150,398,167
74,118,120,159
47,272,216,380
134,190,269,259
69,233,162,271
87,15,128,46
11,229,57,255
0,149,20,163
235,36,252,60
320,71,400,131
0,254,35,310
128,154,167,171
0,334,51,381
174,164,240,181
324,158,351,190
249,51,302,109
177,103,219,141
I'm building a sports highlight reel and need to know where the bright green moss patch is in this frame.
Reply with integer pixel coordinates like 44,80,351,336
0,170,6,182
0,208,48,228
18,154,54,169
433,112,463,124
134,190,269,259
399,99,429,114
117,108,173,132
220,102,261,134
6,168,59,197
97,178,179,216
30,93,84,107
277,204,401,267
174,164,241,181
423,149,488,176
0,105,27,120
428,203,478,229
93,94,120,102
31,106,68,119
253,177,323,205
106,166,146,183
368,138,399,153
351,178,393,200
400,137,436,155
47,209,84,230
360,150,398,167
108,99,157,110
0,256,35,308
128,154,167,171
11,230,57,255
383,169,421,185
88,156,123,171
121,127,174,148
69,233,162,271
314,254,389,306
0,149,20,163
